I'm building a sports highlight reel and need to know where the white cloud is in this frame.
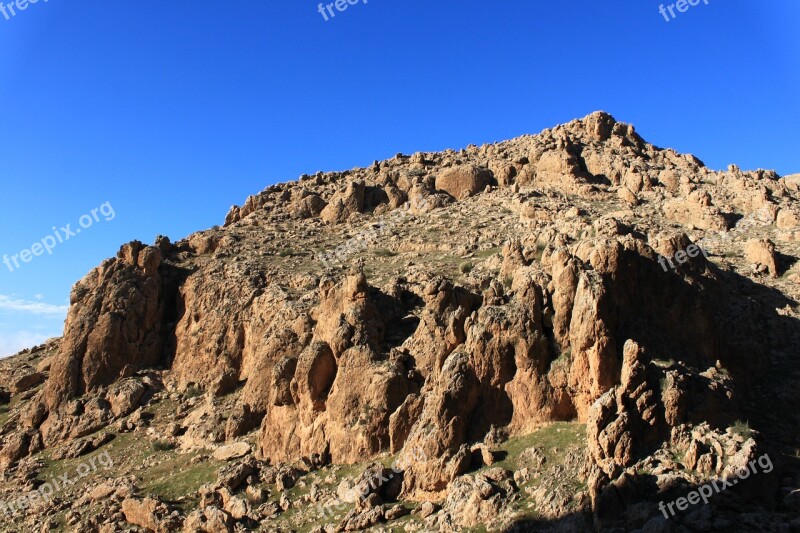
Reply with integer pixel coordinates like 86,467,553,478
0,331,56,358
0,295,69,316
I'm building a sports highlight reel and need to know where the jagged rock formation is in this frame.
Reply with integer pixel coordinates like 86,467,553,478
1,112,799,532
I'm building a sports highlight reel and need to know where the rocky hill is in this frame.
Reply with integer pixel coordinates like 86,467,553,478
1,112,799,532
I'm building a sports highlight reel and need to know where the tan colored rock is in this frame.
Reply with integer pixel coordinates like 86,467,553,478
532,149,587,190
568,271,619,417
291,193,327,219
321,181,365,223
583,110,617,141
183,506,233,533
121,497,161,532
88,483,117,501
435,165,492,199
777,207,799,229
587,341,661,476
441,475,503,528
784,173,800,192
44,241,165,414
257,273,413,465
744,238,779,277
662,198,727,230
212,442,252,461
11,372,45,394
188,232,219,255
106,379,147,418
617,186,638,205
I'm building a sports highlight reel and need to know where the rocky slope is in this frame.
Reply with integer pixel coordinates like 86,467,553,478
1,112,799,532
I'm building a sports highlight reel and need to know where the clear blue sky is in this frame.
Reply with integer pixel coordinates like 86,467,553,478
0,1,798,356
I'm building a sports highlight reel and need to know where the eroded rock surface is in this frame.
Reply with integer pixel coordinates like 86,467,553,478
1,112,798,532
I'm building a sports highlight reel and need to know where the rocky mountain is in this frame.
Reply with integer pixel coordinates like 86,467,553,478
1,112,799,532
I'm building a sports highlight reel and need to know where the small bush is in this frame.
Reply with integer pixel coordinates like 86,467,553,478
152,440,175,452
460,262,474,274
731,420,752,439
184,385,203,399
551,347,571,364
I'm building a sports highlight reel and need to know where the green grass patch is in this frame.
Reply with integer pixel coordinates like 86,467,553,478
142,455,220,504
475,247,502,259
489,422,585,473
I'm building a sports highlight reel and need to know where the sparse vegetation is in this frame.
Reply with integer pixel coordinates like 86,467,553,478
549,348,572,372
184,385,203,399
475,246,501,259
731,420,752,439
152,439,175,452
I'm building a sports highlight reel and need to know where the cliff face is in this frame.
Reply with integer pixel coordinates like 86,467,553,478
2,112,799,532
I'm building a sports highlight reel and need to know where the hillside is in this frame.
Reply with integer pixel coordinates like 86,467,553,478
1,112,799,532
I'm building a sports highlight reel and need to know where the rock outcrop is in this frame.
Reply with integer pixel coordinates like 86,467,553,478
1,112,798,532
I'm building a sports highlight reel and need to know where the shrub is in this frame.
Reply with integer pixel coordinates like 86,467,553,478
731,420,752,439
184,385,203,399
152,440,175,452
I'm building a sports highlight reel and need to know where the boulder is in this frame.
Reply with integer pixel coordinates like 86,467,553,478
744,238,779,277
11,372,45,394
212,442,252,461
435,165,492,199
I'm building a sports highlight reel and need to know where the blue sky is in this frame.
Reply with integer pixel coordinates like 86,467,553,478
0,1,798,356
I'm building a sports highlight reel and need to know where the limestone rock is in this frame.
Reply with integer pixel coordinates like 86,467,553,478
435,165,493,199
744,238,779,277
212,442,252,461
321,181,365,223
